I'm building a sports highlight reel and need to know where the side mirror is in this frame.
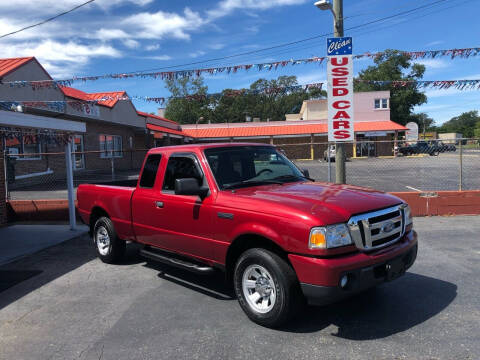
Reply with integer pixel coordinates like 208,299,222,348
301,169,310,178
175,178,209,199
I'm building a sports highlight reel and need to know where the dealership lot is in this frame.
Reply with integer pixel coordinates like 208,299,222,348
0,216,478,359
297,150,480,192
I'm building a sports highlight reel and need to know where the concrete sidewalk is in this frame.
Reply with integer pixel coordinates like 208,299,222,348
0,224,88,266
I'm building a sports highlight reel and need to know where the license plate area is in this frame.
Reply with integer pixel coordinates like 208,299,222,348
385,257,405,281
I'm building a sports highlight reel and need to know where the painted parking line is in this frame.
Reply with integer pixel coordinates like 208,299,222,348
406,186,422,192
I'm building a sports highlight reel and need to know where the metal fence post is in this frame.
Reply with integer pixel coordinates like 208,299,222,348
3,151,8,201
327,143,332,182
65,141,76,230
111,150,115,181
459,140,463,191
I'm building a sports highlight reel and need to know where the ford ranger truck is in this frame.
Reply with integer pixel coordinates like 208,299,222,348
77,143,418,328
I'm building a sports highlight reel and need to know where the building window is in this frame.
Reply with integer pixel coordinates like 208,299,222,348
99,135,123,158
5,133,41,160
374,98,389,109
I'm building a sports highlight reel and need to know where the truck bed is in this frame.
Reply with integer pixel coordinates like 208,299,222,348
77,183,136,241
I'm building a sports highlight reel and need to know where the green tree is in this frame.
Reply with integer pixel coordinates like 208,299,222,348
474,121,480,138
164,75,326,124
164,76,211,124
438,111,480,138
354,50,427,126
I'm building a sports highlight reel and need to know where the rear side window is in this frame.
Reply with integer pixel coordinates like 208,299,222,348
162,156,202,191
139,154,162,188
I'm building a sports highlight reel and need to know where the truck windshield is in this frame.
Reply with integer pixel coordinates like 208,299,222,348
204,146,307,190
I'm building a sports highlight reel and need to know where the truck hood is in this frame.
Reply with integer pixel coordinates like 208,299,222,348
229,181,403,224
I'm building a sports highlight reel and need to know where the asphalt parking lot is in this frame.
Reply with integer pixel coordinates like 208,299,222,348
297,150,480,192
0,216,479,360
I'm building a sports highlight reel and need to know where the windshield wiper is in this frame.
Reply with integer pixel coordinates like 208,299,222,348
272,174,314,182
223,179,284,190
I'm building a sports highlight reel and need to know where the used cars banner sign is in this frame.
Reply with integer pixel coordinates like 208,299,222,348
327,37,354,142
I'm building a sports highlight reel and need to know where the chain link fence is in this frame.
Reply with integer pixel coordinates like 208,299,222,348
4,149,148,200
3,139,479,200
280,138,480,192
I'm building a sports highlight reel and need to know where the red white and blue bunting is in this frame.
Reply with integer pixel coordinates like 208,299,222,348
1,78,480,111
0,47,479,89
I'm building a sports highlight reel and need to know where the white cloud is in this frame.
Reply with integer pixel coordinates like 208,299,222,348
189,50,206,58
123,39,140,49
93,28,131,41
414,59,448,70
145,44,160,51
145,55,172,61
424,87,476,99
207,0,308,19
0,0,313,77
1,39,121,77
425,40,444,47
0,0,152,14
122,8,205,40
208,43,225,50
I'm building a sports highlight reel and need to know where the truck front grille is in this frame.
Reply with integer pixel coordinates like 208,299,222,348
347,204,406,251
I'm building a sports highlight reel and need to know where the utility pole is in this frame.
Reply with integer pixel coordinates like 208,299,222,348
315,0,347,183
333,0,346,184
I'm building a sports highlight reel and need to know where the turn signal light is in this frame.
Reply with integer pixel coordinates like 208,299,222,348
309,231,326,249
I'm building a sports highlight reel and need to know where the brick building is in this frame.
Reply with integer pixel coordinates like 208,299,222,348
0,57,189,188
182,91,407,159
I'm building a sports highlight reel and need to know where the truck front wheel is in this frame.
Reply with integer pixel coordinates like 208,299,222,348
93,217,126,263
233,248,302,328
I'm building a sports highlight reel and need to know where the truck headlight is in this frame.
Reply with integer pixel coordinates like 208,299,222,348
309,224,353,249
404,204,413,232
404,204,413,225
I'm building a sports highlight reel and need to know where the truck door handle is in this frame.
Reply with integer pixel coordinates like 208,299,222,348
154,201,164,208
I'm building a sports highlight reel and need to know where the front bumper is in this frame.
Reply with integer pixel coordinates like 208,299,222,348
289,231,418,306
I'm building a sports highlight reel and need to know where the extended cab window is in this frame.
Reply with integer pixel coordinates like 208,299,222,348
139,154,162,188
162,155,203,191
204,146,305,190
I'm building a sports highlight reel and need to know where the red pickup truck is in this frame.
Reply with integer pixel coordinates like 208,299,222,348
77,143,417,327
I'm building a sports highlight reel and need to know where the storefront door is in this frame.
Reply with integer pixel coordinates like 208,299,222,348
72,135,85,170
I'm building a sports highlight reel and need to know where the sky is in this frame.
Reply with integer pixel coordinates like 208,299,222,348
0,0,479,125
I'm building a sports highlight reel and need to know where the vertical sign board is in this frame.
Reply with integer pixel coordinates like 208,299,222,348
405,122,419,142
327,37,354,142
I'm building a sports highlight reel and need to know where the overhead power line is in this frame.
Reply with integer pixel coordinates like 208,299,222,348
0,0,95,39
122,0,451,75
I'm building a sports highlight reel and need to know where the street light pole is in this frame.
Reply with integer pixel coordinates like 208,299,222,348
332,0,346,184
315,0,346,184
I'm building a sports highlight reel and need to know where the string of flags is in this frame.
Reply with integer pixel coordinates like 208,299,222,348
0,127,71,146
1,78,480,112
0,82,325,108
356,79,480,90
0,47,479,89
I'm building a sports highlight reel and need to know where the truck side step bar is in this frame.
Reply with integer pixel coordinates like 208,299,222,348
140,246,215,275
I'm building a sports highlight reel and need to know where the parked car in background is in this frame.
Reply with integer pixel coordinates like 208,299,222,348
77,143,418,328
324,144,336,161
399,141,439,156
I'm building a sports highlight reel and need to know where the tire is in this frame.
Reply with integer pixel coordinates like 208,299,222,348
233,248,302,328
93,216,126,263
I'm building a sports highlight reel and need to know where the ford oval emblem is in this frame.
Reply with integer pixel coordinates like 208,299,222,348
381,221,395,233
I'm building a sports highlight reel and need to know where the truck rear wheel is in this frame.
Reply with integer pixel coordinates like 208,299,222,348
233,248,302,328
93,217,125,264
